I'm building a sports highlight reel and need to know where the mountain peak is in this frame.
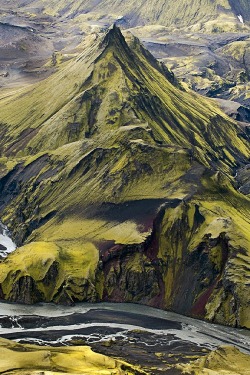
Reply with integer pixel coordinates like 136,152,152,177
100,24,128,49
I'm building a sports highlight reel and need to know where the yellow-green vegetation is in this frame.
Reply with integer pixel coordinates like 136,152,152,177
0,241,99,303
132,26,250,110
189,13,249,33
0,28,247,161
157,35,250,107
218,40,250,63
156,172,250,327
178,346,250,375
10,0,250,29
0,26,249,327
0,337,144,374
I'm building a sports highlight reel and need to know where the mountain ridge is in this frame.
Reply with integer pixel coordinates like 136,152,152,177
3,0,250,28
0,26,249,328
0,26,248,163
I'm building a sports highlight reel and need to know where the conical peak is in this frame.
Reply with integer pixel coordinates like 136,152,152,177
100,24,128,50
107,23,123,38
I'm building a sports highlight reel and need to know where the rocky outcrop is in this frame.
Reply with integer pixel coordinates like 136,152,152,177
0,196,248,328
10,276,44,304
94,198,250,328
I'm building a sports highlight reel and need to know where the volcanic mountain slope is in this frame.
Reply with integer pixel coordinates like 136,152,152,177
4,0,250,27
137,26,250,111
2,0,250,104
0,26,249,328
2,0,250,108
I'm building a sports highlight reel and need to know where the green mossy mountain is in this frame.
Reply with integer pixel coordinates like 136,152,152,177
0,26,249,327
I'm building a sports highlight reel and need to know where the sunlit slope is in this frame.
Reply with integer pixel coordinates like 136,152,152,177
0,27,248,164
0,26,249,327
0,337,248,375
0,338,143,374
5,0,250,27
180,346,250,375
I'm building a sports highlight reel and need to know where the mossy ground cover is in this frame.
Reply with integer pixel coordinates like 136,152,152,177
0,337,144,374
7,0,250,28
178,346,250,375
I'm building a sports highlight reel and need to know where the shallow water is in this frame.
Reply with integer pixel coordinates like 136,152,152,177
0,302,249,353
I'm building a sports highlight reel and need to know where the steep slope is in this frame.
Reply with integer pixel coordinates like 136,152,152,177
0,26,249,328
0,28,248,162
229,0,250,21
1,0,250,102
4,0,250,27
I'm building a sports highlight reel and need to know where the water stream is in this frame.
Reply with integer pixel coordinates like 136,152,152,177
0,302,249,353
0,221,16,257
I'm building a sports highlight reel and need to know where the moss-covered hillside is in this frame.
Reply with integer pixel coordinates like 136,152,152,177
5,0,250,27
0,338,248,375
0,337,144,374
179,345,250,375
0,26,249,328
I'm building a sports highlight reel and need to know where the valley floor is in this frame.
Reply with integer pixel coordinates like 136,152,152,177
0,302,249,374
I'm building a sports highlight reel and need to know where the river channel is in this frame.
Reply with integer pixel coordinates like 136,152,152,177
0,301,249,373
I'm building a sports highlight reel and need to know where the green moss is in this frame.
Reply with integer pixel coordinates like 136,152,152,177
178,346,250,375
0,241,99,302
23,0,250,29
0,337,145,374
